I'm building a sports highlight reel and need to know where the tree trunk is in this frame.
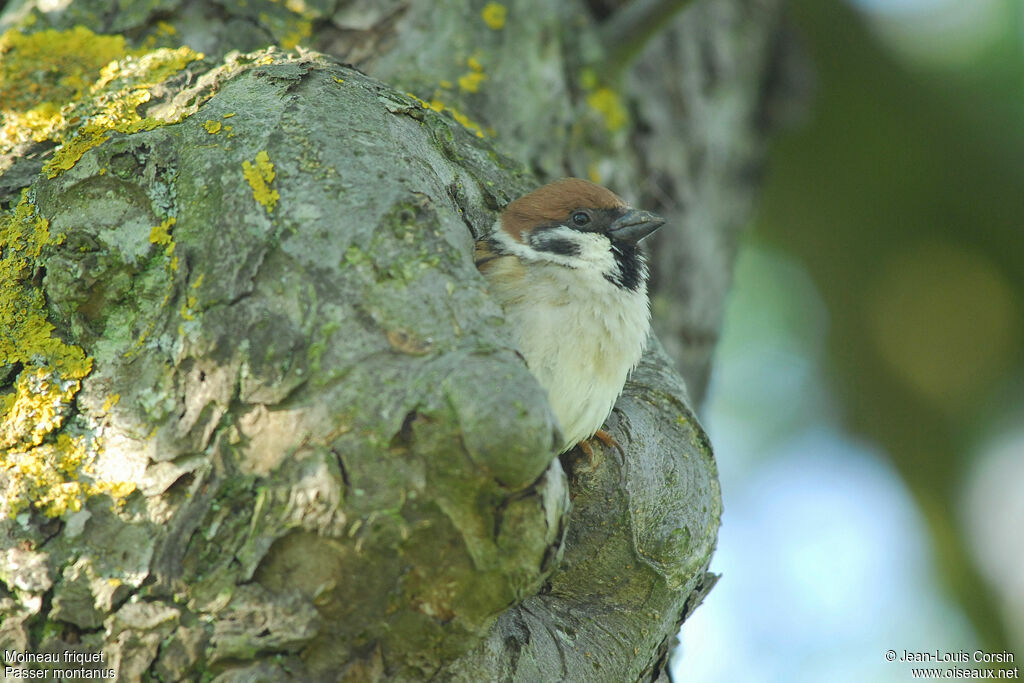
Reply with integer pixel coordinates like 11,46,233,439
0,1,783,679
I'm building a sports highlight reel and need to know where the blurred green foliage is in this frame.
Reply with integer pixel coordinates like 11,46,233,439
755,0,1024,657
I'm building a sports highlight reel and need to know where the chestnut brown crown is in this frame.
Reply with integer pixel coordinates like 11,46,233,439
500,178,628,242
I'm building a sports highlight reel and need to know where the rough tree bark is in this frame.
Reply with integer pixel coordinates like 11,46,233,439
0,0,783,680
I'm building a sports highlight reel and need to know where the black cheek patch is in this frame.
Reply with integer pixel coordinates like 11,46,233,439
539,238,581,257
530,230,582,257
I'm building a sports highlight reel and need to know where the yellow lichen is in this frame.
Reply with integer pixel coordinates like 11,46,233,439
280,19,312,49
5,433,136,518
586,86,628,132
42,45,204,178
0,194,87,393
578,67,628,131
181,273,199,318
448,108,486,138
242,150,280,212
481,3,507,30
1,193,132,517
149,216,176,251
1,366,83,450
180,294,198,321
257,7,312,50
407,93,486,139
458,71,487,93
0,27,129,151
204,119,223,134
141,20,179,50
2,28,203,175
457,56,487,93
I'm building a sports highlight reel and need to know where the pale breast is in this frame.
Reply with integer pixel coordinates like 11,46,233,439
484,256,650,451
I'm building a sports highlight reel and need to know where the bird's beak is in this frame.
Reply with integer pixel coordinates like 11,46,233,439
608,209,665,245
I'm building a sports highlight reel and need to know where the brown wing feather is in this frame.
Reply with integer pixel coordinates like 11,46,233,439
475,238,527,295
474,239,502,270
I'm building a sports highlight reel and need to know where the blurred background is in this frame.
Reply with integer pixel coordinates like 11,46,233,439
674,0,1024,680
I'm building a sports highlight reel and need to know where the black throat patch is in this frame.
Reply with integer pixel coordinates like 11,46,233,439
606,243,646,292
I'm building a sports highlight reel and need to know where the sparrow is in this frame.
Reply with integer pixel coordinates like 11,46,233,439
475,178,665,454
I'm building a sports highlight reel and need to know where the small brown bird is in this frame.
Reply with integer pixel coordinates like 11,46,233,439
475,178,665,453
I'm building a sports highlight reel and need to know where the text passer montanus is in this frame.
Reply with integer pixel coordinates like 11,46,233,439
475,178,665,454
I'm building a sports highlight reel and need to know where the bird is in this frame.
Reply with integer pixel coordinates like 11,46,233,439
475,178,665,454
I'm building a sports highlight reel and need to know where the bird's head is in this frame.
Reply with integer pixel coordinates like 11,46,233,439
493,178,665,292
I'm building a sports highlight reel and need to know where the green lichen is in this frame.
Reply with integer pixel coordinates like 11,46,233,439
307,321,340,383
343,245,370,267
129,216,181,353
354,201,460,286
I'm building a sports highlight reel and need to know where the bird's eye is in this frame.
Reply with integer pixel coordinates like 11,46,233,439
571,211,591,227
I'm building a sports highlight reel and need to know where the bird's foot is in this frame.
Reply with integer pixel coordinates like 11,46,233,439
573,429,625,472
592,428,620,453
576,438,600,471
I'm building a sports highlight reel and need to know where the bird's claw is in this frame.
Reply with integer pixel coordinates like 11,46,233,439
572,428,626,472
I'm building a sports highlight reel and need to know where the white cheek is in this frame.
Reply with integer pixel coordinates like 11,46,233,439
495,224,618,278
569,231,619,274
